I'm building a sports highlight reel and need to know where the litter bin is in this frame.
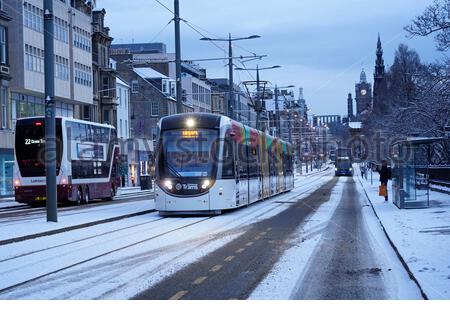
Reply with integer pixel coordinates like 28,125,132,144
139,176,152,190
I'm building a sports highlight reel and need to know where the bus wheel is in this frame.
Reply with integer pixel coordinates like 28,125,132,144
83,188,90,204
76,188,82,206
107,185,115,201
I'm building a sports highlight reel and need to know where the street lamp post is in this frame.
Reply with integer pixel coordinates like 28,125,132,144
44,0,57,222
200,34,260,120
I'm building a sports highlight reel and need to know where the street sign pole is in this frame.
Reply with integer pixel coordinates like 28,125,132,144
44,0,57,222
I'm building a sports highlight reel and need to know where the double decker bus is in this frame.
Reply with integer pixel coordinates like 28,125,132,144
14,117,121,206
155,113,295,215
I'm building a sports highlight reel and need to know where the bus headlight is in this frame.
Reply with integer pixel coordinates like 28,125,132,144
349,168,353,171
164,180,173,190
201,179,210,190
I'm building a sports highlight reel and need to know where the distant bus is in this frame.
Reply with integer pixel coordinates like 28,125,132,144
14,117,121,206
329,150,336,163
335,156,353,176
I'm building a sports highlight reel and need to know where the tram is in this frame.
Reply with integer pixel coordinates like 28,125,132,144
155,113,295,215
335,156,353,176
14,117,121,206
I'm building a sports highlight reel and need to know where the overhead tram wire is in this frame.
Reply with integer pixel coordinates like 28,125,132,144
148,19,174,44
181,19,227,54
153,0,174,14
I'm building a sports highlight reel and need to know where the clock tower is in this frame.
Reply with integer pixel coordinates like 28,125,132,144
355,69,372,118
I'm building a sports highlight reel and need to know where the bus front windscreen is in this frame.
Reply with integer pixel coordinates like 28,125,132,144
15,119,62,177
159,128,219,178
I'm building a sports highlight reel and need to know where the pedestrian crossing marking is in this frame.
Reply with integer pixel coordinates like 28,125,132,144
236,248,245,253
246,242,254,247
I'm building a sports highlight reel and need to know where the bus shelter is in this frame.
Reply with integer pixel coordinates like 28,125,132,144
391,137,448,209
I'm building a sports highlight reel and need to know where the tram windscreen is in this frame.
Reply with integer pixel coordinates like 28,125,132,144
336,158,351,169
15,119,62,177
160,129,218,178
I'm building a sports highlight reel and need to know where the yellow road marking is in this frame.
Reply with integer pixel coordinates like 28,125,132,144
246,241,254,247
192,277,208,285
210,265,223,272
169,290,188,300
236,248,245,253
224,255,235,262
254,236,261,240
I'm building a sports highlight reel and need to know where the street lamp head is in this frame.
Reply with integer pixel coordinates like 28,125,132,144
272,65,281,69
199,37,212,41
248,35,261,39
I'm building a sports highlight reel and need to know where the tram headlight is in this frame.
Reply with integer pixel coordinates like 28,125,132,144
186,118,195,128
164,180,173,190
14,179,20,187
201,179,210,190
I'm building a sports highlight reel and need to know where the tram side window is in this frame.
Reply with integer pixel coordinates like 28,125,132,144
238,143,248,178
268,150,275,176
221,136,235,179
248,146,259,178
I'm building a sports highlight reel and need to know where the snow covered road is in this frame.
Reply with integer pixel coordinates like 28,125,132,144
0,170,332,299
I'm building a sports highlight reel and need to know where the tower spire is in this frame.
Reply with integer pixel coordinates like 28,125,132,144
373,33,387,114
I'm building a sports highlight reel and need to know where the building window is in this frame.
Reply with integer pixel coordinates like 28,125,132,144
102,77,110,97
23,2,44,33
125,120,128,138
0,26,6,65
151,102,159,116
74,62,92,87
104,110,110,124
83,105,91,121
54,17,69,43
55,55,69,81
117,87,122,106
24,44,44,73
131,80,139,93
73,26,91,52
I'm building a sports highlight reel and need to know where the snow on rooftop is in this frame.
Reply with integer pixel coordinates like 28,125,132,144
134,67,170,80
348,122,362,129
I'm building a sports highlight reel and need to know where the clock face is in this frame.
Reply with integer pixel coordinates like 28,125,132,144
361,89,367,96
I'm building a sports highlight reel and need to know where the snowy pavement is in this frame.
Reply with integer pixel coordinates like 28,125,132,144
357,169,450,299
0,199,155,244
0,170,333,299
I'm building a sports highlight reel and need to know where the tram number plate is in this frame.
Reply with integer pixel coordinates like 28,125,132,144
35,197,47,201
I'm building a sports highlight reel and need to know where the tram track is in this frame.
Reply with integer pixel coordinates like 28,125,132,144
0,169,333,297
0,192,155,226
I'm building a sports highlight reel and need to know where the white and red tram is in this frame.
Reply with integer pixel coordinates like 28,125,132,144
155,113,294,215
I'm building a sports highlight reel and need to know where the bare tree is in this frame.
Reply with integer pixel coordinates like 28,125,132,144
405,0,450,51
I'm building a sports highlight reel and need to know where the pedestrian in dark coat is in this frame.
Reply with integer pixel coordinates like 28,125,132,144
377,160,391,201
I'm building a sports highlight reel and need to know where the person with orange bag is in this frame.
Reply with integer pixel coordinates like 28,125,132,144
377,160,392,202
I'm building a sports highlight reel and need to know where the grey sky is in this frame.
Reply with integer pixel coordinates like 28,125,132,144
97,0,446,116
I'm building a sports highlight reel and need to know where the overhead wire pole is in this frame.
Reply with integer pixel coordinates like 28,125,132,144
236,65,280,131
44,0,57,222
174,0,183,113
199,34,260,120
228,34,234,119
